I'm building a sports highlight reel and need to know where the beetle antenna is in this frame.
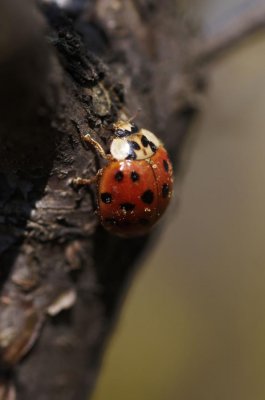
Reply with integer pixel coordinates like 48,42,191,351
128,108,141,122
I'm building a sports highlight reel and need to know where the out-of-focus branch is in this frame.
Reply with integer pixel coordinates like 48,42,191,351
194,4,265,65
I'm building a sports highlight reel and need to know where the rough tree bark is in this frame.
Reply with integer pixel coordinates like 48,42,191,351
0,0,264,399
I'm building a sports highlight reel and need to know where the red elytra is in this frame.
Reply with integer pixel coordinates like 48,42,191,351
98,147,173,237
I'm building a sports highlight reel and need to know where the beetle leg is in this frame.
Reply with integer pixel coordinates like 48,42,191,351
82,134,112,161
72,169,102,188
72,176,97,187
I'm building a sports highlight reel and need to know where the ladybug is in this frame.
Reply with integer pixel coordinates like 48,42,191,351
73,120,173,237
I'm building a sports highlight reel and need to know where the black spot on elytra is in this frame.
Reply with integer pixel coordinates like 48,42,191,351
101,192,112,204
163,159,169,172
115,171,124,182
162,183,169,198
131,141,141,150
139,218,150,225
120,203,135,212
141,135,149,147
141,190,154,204
131,171,140,182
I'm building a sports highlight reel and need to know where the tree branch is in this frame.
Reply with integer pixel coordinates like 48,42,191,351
0,1,204,399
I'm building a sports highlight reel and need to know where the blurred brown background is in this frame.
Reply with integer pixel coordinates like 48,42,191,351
92,1,265,399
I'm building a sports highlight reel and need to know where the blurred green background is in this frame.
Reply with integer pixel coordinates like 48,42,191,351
92,1,265,399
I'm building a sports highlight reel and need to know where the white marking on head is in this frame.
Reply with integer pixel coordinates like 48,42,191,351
113,121,134,133
110,138,131,160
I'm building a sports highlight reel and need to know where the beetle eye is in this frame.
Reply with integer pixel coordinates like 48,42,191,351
114,129,130,138
113,121,138,137
130,123,139,133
